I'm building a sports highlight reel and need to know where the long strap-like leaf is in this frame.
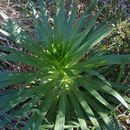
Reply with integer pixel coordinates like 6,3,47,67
72,87,101,130
54,90,67,130
68,90,89,130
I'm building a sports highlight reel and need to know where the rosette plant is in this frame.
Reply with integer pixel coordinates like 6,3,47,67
0,0,130,130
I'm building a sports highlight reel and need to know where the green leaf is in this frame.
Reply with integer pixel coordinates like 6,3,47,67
35,18,50,45
72,87,101,130
86,69,112,87
86,96,114,130
69,8,101,53
54,90,67,130
38,0,52,42
0,45,50,70
72,55,130,70
30,89,55,130
82,77,129,109
100,84,129,109
65,2,78,42
70,23,112,66
110,82,129,91
79,78,112,109
0,79,55,115
68,90,89,130
54,0,64,42
0,71,37,88
0,91,18,108
0,101,33,127
5,19,42,55
74,0,97,34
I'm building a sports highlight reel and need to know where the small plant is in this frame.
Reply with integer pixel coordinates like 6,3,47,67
0,0,129,129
